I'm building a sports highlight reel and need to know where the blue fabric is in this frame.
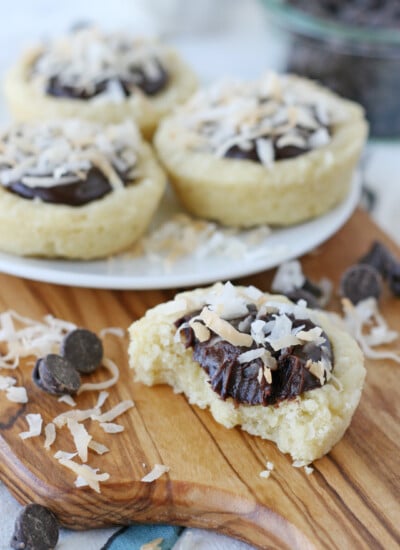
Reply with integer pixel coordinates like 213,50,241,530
104,524,183,549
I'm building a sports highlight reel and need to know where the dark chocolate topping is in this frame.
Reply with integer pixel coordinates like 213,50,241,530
6,166,131,206
176,311,332,406
46,61,169,100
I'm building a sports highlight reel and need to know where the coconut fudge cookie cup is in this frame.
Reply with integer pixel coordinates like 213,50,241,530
154,73,368,227
129,282,366,464
0,119,166,259
4,27,197,139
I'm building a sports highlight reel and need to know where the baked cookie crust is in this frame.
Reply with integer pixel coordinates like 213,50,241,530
0,124,167,260
4,33,197,139
154,74,368,226
128,283,365,463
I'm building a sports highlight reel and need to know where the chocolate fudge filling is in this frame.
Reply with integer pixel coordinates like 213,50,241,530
5,166,132,206
224,114,330,162
45,61,169,99
176,310,333,406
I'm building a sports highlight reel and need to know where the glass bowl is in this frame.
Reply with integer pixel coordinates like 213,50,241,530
260,0,400,137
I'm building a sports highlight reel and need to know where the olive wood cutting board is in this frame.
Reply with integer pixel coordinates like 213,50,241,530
0,208,399,550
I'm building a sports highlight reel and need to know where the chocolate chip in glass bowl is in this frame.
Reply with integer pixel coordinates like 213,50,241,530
10,503,59,550
340,264,383,304
33,354,81,396
61,328,103,374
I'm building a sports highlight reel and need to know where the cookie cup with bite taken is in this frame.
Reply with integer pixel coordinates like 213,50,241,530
128,282,366,464
154,73,368,226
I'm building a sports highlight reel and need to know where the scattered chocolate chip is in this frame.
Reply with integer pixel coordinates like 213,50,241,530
388,262,400,297
11,503,59,550
34,354,81,395
61,329,103,374
302,278,323,299
358,241,395,278
286,288,320,309
340,264,382,304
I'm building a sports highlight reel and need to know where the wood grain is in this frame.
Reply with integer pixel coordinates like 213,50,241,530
0,208,399,550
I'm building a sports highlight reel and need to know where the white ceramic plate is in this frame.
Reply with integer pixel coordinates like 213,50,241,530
0,175,360,289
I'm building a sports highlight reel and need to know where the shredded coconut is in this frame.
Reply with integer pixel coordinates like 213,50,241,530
0,375,16,389
199,307,253,347
32,27,167,101
0,119,140,192
141,464,170,482
6,386,28,403
271,260,306,294
88,440,110,455
99,422,124,433
91,399,134,422
58,395,77,407
58,458,110,493
67,419,92,463
44,423,56,450
19,413,43,439
341,298,400,363
78,357,119,393
173,73,334,163
259,470,271,479
131,213,271,269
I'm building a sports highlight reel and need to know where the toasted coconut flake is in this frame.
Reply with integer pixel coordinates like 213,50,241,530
19,413,43,439
0,375,16,390
257,367,263,385
88,440,110,455
140,538,163,550
99,422,124,433
238,348,265,364
99,327,125,339
306,360,326,386
44,422,56,450
54,450,77,460
92,399,134,422
342,298,400,363
141,464,170,483
78,357,119,393
199,307,253,347
272,260,305,294
189,320,211,343
263,366,272,384
96,390,110,409
6,386,28,403
0,310,76,369
67,419,92,463
53,407,100,428
296,327,326,346
58,394,77,407
58,459,110,493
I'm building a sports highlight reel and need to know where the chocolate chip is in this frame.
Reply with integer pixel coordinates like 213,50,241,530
358,241,395,278
388,262,400,297
340,264,382,304
34,354,81,395
286,288,320,309
61,329,103,374
11,503,59,550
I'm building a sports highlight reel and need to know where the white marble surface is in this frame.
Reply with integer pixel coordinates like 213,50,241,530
0,1,399,549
